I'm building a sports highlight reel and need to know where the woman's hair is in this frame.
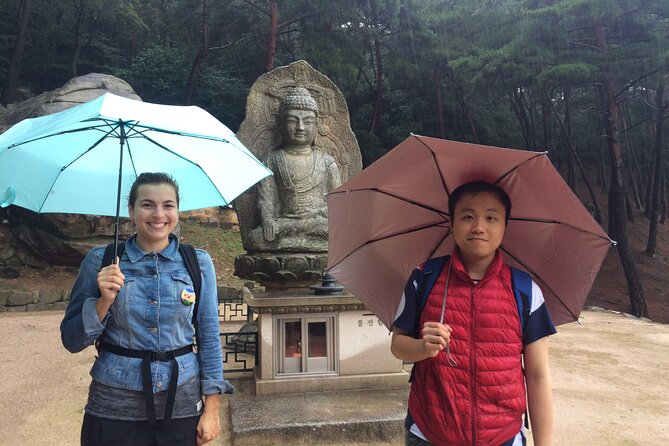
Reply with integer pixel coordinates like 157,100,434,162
448,180,512,224
128,172,180,208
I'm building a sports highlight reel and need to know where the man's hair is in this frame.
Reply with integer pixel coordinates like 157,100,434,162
448,180,512,224
128,172,180,208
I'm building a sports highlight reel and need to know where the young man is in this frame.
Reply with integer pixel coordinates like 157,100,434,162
391,181,556,446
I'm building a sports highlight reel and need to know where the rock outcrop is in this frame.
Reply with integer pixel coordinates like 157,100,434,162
0,73,139,267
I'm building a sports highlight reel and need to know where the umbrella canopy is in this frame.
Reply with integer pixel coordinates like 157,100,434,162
327,134,613,328
0,92,272,218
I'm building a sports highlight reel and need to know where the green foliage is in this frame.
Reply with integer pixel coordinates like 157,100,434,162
190,64,249,131
0,0,668,194
355,129,387,167
114,45,191,104
178,219,245,286
538,63,598,86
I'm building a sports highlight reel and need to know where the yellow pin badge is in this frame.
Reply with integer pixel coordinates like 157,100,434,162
181,286,196,306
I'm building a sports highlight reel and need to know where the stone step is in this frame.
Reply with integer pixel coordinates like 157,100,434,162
229,384,408,445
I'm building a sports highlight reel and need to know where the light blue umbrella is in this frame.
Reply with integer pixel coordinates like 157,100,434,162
0,92,272,256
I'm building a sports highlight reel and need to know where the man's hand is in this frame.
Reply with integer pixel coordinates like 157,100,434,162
421,321,452,358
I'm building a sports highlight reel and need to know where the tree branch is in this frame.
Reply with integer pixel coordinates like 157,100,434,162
568,40,601,51
277,12,319,29
209,35,251,51
239,0,269,16
615,69,660,99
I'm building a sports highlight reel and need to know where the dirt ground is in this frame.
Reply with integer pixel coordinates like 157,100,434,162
1,201,668,445
0,308,667,446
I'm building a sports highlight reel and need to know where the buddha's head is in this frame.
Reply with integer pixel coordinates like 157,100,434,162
279,86,318,149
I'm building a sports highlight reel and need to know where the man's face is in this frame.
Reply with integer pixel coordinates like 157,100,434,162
452,191,507,267
283,109,317,147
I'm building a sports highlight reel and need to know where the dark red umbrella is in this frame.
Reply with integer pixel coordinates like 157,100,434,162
327,134,613,328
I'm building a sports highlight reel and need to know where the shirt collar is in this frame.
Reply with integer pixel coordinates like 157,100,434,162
450,247,504,282
124,233,180,262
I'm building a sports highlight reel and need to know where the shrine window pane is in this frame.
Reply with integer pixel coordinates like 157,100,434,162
284,320,302,358
275,315,336,377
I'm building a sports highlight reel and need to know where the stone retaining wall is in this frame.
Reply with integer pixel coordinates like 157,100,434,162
0,285,245,312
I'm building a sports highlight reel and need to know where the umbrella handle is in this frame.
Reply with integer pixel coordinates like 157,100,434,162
439,260,457,368
445,345,457,368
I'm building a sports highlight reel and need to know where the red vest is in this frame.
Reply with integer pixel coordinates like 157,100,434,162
408,250,526,446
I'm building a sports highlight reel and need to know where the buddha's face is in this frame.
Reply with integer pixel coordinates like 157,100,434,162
282,109,317,148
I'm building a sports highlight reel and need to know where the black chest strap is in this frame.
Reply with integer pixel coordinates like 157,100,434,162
95,337,193,424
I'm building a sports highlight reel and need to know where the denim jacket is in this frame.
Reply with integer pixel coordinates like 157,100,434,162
61,234,234,396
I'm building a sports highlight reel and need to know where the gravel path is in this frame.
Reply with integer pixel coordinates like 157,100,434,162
0,309,667,445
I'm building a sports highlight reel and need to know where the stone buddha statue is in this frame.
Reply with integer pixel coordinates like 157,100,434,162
246,86,341,252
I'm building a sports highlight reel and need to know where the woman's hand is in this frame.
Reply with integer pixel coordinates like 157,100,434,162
95,258,124,321
196,394,221,445
97,258,125,302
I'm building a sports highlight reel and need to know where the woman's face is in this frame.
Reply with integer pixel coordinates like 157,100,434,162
128,183,179,252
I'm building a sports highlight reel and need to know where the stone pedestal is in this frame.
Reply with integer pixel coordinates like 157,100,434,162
235,253,328,289
243,288,408,396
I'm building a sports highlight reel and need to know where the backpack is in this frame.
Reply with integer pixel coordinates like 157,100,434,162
101,241,203,327
415,255,532,341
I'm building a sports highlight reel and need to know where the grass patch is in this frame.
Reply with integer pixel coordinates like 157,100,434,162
178,220,246,287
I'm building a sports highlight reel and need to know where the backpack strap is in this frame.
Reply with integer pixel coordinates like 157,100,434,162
414,256,449,337
510,266,532,339
178,244,202,327
510,266,533,430
102,242,126,267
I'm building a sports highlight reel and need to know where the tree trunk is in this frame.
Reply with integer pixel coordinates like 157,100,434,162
598,133,607,191
661,173,667,224
549,91,603,223
453,78,479,143
518,87,537,149
370,38,383,136
540,84,551,152
507,88,532,150
595,17,647,318
71,0,84,78
434,63,446,139
1,0,31,106
626,193,635,223
645,71,665,256
644,115,657,218
622,112,643,211
265,2,278,72
185,0,209,104
564,87,576,190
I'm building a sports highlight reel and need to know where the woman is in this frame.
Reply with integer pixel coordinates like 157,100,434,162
61,172,233,446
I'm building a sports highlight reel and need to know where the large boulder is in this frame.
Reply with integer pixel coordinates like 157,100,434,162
0,73,139,267
0,73,140,126
7,207,133,267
